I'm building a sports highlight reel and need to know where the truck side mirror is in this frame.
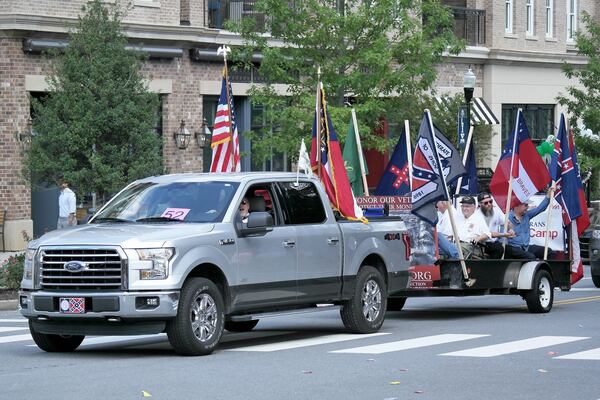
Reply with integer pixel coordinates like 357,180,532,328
238,212,274,237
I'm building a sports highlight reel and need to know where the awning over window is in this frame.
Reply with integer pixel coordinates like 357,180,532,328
435,96,500,125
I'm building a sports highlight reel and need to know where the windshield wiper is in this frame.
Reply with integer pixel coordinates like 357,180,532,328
92,217,130,223
135,216,187,223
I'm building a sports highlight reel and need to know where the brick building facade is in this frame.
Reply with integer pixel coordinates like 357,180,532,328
0,0,597,249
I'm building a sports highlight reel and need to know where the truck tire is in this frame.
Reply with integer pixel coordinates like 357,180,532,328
525,270,554,313
224,320,259,332
29,320,84,352
167,277,225,356
387,297,407,311
592,275,600,288
340,266,387,333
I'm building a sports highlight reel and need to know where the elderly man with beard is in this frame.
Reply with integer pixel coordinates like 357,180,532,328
476,193,515,258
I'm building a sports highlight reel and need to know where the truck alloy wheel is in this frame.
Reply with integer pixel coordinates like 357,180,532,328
340,266,387,333
525,269,554,313
167,277,225,356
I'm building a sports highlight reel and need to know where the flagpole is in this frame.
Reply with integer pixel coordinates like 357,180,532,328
404,120,413,190
455,125,474,196
315,67,322,179
543,184,556,259
351,108,369,196
218,45,235,171
501,108,522,258
425,110,474,286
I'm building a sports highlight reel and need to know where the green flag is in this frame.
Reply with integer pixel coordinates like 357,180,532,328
342,118,368,196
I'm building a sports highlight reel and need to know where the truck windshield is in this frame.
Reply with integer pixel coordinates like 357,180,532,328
92,181,239,223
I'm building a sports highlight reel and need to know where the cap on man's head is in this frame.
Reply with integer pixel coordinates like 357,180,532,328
516,199,535,206
477,192,492,202
460,196,476,205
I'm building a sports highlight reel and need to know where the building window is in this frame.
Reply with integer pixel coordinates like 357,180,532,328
505,0,513,33
526,0,534,35
545,0,553,38
250,103,289,172
567,0,577,42
501,104,555,147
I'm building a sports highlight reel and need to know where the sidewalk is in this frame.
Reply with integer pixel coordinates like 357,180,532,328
0,251,22,311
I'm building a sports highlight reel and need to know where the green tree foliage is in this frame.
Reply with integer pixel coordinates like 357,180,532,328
25,0,162,198
231,0,464,162
557,11,600,194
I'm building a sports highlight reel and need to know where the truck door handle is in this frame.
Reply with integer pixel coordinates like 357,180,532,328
327,237,340,245
282,240,296,248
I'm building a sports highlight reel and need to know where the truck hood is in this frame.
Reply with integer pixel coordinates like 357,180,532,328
34,223,215,248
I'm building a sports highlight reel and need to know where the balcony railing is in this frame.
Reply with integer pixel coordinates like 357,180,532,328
205,0,266,31
451,7,486,46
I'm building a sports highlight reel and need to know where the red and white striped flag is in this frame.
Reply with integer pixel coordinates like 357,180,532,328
210,69,240,172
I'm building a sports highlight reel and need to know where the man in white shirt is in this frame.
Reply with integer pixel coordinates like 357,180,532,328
476,192,514,258
455,196,490,258
435,200,459,259
57,180,77,229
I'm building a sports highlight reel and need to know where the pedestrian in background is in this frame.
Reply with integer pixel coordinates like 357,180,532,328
57,179,77,229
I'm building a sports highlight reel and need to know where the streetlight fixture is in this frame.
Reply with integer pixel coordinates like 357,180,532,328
195,118,212,148
463,66,476,130
16,117,33,145
174,119,191,149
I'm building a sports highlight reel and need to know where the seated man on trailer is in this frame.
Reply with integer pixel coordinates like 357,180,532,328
455,196,491,259
476,192,515,258
505,193,551,260
435,200,459,259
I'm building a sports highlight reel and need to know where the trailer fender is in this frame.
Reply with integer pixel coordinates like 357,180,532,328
517,261,546,290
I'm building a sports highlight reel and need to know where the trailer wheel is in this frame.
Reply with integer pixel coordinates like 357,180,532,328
387,297,407,311
592,275,600,288
525,270,554,313
29,320,84,352
167,277,225,356
340,266,387,333
224,320,259,332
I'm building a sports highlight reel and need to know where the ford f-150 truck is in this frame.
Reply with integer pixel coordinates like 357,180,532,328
19,172,410,355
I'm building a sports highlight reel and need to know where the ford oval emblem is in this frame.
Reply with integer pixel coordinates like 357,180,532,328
63,261,87,272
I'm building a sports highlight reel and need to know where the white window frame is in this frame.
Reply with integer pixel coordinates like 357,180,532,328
505,0,513,33
567,0,577,42
545,0,553,38
526,0,535,36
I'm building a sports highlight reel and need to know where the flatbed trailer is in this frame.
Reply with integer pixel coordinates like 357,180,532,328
388,258,572,313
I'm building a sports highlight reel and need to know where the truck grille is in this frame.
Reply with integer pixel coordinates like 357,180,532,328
40,248,125,291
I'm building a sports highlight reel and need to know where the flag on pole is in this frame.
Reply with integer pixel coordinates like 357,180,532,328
549,114,582,226
458,141,479,195
210,70,240,172
310,84,366,222
411,111,465,225
342,118,368,196
568,130,590,236
297,138,312,176
489,110,551,209
374,129,411,196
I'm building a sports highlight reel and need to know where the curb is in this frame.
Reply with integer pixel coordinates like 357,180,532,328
0,299,18,311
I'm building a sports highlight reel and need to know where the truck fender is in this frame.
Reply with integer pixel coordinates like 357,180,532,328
517,261,547,290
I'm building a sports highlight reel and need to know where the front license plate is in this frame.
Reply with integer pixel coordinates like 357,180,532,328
59,297,86,314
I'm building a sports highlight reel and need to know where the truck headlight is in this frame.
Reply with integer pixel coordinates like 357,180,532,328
23,248,36,281
137,248,174,280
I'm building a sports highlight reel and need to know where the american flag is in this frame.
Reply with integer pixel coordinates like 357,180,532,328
210,69,240,172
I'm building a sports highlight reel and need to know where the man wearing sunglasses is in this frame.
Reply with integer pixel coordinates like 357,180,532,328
476,193,515,258
239,197,250,223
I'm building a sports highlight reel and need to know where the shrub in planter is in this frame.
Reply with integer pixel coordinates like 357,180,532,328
0,253,25,290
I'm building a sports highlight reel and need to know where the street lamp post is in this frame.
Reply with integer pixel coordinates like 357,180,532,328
463,66,476,133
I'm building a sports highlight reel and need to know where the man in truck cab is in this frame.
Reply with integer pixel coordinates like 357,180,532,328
238,197,250,223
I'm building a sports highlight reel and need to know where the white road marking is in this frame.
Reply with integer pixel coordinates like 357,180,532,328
330,334,489,354
569,288,600,291
80,334,165,346
228,332,391,352
555,348,600,360
0,319,27,323
440,336,589,357
0,327,27,333
0,334,32,344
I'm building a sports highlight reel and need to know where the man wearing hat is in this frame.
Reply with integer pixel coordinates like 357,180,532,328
476,193,514,258
505,194,551,259
455,195,491,258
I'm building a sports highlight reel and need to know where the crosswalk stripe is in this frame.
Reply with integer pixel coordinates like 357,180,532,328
0,334,32,344
80,334,164,347
330,334,489,354
0,327,27,333
555,348,600,360
227,332,390,352
0,319,27,323
440,336,589,357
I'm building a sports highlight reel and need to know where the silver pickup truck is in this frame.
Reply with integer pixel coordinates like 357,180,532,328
19,172,409,355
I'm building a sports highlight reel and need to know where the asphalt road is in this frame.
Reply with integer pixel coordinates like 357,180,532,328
1,271,599,400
